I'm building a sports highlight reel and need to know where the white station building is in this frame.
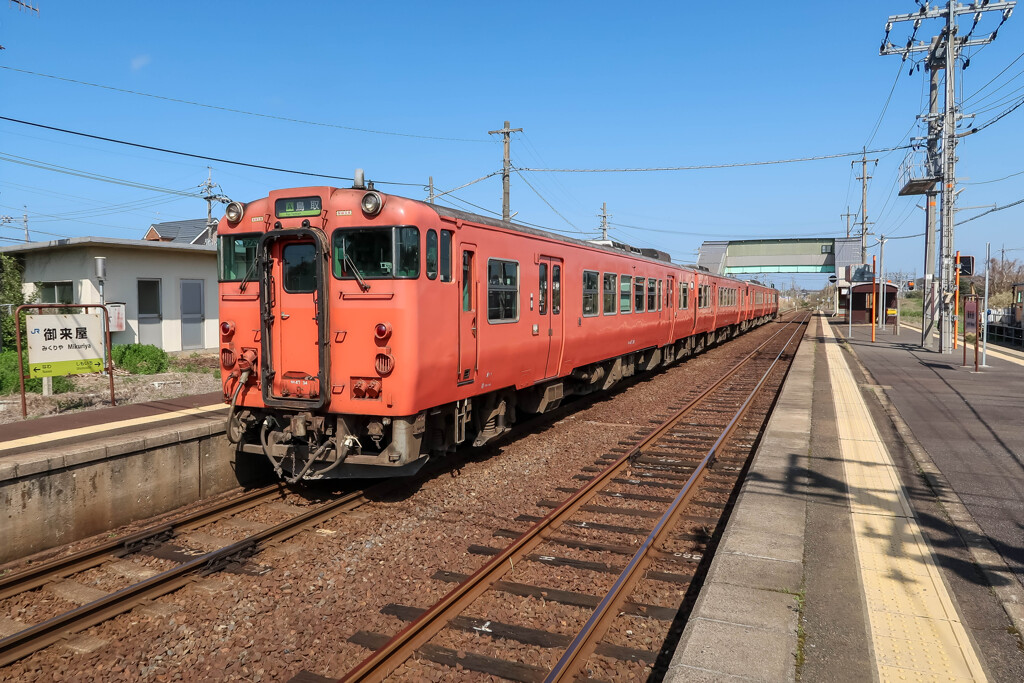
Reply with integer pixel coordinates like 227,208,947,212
1,220,219,352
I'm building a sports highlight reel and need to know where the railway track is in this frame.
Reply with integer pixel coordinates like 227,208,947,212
329,313,809,682
0,482,383,667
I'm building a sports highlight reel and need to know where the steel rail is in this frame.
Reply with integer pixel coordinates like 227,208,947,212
0,485,380,667
545,313,809,681
0,484,288,601
339,314,807,682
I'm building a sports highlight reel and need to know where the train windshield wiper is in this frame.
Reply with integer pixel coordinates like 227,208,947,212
238,252,260,293
345,253,371,292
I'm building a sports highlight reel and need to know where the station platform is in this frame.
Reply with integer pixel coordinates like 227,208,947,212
668,314,1024,682
0,391,225,457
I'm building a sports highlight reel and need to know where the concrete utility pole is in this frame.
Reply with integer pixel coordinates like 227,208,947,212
487,120,523,221
854,150,878,263
428,176,435,204
598,202,610,241
841,207,855,239
881,0,1015,354
23,211,28,242
200,168,229,244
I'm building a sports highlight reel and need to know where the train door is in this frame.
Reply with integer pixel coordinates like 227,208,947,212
458,245,479,384
538,257,563,378
260,230,329,408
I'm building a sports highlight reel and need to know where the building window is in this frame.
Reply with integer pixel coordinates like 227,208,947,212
36,281,73,304
620,275,632,313
603,273,617,315
634,277,645,312
821,244,833,254
487,259,519,323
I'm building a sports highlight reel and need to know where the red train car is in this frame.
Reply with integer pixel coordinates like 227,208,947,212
216,176,777,480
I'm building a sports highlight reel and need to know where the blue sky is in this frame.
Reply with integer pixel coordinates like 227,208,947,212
1,2,1022,289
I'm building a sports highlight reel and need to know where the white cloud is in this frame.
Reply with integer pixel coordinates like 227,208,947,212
130,55,151,71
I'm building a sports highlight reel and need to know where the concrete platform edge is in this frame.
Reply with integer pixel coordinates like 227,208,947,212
664,318,814,682
835,324,1024,640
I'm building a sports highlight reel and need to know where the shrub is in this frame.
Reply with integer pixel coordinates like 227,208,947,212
0,350,75,395
113,344,168,375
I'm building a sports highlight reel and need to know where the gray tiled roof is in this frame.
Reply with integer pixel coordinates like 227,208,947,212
147,218,210,244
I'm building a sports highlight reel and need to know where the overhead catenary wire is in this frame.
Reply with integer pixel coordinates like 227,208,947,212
0,66,486,143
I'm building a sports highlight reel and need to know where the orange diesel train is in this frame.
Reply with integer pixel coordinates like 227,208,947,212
216,175,778,481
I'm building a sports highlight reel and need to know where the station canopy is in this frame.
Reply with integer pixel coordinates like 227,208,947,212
697,237,861,275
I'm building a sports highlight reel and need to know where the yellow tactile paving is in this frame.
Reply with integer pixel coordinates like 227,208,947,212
820,319,988,682
0,403,227,454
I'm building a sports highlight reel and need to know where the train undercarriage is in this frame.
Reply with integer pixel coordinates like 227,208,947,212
231,316,774,481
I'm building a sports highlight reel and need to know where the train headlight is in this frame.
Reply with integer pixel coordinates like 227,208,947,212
360,191,384,216
225,201,245,223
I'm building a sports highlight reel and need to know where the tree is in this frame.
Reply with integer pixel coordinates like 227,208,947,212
0,253,32,352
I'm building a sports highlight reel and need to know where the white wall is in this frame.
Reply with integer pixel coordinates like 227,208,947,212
19,245,219,352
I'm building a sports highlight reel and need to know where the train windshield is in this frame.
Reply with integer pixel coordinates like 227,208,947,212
218,233,260,282
332,227,419,279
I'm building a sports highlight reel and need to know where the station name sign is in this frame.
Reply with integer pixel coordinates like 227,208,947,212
26,313,105,378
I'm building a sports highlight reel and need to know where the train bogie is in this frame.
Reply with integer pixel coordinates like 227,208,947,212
217,180,778,480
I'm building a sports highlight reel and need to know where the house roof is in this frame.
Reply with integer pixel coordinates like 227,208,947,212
144,218,211,244
0,236,216,256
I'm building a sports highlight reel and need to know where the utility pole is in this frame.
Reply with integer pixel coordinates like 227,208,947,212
487,120,522,221
880,0,1015,354
199,168,229,244
854,150,878,263
428,176,435,204
23,210,29,242
598,202,610,241
841,207,855,239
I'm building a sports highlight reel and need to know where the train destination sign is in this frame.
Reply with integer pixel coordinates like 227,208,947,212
26,313,105,378
275,196,323,218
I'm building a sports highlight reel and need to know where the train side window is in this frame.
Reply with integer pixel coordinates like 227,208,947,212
487,258,519,323
552,265,561,314
620,275,632,313
282,243,316,293
425,230,438,280
539,262,548,315
582,270,599,317
635,277,645,312
603,273,617,315
658,280,663,311
395,227,420,277
440,230,453,282
680,282,689,309
647,279,657,311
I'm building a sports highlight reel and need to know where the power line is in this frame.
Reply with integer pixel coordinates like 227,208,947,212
0,151,204,196
963,168,1024,185
513,170,582,232
959,196,1024,225
962,48,1024,105
0,116,424,187
0,65,485,143
514,144,913,173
